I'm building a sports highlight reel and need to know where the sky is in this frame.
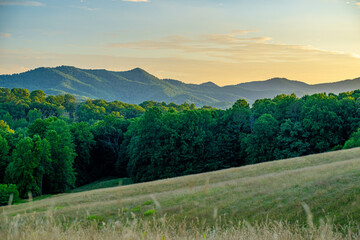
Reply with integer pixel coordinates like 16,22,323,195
0,0,360,85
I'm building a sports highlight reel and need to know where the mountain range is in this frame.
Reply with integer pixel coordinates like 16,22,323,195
1,66,359,108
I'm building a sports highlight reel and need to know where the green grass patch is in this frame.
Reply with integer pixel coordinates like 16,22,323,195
14,194,53,205
144,209,156,216
70,177,133,193
143,200,153,206
130,206,141,213
86,215,104,222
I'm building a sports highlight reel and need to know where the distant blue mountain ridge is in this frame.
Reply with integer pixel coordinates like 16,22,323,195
1,66,359,109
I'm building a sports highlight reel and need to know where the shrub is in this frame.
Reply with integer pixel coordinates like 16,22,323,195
343,129,360,149
0,184,19,206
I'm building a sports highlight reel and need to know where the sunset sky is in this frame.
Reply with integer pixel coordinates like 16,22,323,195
0,0,360,85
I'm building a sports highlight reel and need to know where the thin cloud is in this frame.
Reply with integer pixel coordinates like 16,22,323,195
352,53,360,59
202,34,271,44
0,1,44,6
106,31,357,64
356,2,360,7
0,33,11,38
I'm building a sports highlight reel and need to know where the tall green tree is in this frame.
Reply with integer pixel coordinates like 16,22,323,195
0,134,10,183
27,109,43,123
5,135,50,197
70,122,95,186
274,119,309,159
30,90,46,103
301,94,343,153
27,119,49,138
127,107,164,182
216,99,251,167
91,115,130,179
64,94,77,119
245,114,279,164
43,119,76,193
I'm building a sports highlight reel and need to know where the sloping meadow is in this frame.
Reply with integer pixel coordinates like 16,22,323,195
1,148,360,239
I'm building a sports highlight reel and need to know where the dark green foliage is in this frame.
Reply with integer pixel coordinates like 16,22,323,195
27,109,42,123
274,120,309,159
91,115,130,180
245,114,280,164
5,135,51,197
127,107,165,182
301,94,344,153
64,94,77,119
125,90,360,182
215,99,251,167
0,184,19,206
43,119,76,193
70,122,95,186
343,129,360,149
1,85,360,200
128,107,238,182
0,134,10,183
27,119,49,138
0,112,14,127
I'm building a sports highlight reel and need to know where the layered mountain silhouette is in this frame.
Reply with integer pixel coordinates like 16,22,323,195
1,66,359,108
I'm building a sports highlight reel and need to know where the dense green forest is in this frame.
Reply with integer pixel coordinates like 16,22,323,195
0,87,360,204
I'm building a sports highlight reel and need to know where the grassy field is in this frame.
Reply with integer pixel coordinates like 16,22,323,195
1,148,360,239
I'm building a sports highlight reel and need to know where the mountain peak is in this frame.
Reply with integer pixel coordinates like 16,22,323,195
266,77,290,82
200,81,219,87
56,65,76,69
265,77,307,84
127,67,148,74
121,67,155,78
238,77,309,87
118,67,160,84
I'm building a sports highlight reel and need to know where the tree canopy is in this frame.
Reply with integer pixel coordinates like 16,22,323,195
1,87,360,200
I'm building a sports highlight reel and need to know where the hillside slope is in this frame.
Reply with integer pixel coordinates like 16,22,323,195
1,66,360,108
2,148,360,226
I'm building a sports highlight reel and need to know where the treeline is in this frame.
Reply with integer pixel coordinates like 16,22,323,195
0,88,212,201
0,87,360,203
0,88,201,124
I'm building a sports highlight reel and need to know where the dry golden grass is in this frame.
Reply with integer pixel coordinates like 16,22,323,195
1,148,360,239
1,213,359,240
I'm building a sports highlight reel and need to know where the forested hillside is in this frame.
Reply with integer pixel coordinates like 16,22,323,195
0,87,360,204
1,66,360,108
